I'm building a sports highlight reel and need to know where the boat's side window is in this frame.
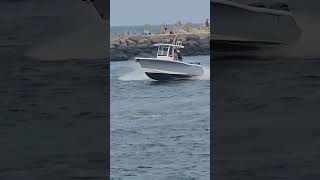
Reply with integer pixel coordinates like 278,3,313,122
162,47,166,56
158,46,168,56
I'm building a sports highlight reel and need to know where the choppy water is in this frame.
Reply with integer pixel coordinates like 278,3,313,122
110,56,210,179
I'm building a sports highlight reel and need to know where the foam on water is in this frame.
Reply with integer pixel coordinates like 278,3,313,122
117,61,151,81
253,15,320,60
276,18,320,60
118,68,151,81
192,65,210,80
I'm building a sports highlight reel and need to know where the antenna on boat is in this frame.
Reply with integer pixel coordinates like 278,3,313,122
173,24,184,45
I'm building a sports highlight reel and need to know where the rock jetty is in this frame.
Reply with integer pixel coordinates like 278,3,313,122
110,22,210,61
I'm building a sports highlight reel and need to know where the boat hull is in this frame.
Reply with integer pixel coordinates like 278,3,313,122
135,58,204,80
145,72,193,80
211,38,285,59
211,0,301,55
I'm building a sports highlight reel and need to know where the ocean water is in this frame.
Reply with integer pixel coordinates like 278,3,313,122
111,24,202,35
111,25,168,35
0,2,108,176
110,56,210,179
0,45,108,179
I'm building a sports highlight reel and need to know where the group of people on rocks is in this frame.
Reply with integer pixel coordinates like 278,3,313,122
140,18,210,36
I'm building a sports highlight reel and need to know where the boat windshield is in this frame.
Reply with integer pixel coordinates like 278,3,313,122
157,46,169,56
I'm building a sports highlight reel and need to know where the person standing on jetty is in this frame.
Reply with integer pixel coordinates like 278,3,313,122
164,24,167,33
205,18,209,30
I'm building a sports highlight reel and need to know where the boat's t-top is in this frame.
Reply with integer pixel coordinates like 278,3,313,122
152,24,186,61
153,41,184,61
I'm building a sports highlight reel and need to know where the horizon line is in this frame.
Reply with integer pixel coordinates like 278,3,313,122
110,21,207,27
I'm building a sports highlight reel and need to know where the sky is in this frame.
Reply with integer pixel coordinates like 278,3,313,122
110,0,210,26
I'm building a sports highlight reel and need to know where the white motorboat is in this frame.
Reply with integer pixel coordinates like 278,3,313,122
211,0,302,54
135,41,204,80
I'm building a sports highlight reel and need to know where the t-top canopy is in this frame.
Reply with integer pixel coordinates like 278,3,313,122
153,43,184,48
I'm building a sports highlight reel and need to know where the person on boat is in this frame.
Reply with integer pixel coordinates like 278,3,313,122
174,54,178,60
177,49,183,61
164,25,167,33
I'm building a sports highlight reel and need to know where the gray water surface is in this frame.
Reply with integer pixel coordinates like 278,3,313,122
111,56,210,180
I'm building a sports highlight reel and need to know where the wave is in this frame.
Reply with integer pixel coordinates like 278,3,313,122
117,61,151,81
273,16,320,60
192,64,210,80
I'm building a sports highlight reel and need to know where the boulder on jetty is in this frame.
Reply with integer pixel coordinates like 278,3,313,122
137,38,151,45
185,40,199,48
186,34,201,41
128,36,143,43
125,39,136,46
150,36,163,43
